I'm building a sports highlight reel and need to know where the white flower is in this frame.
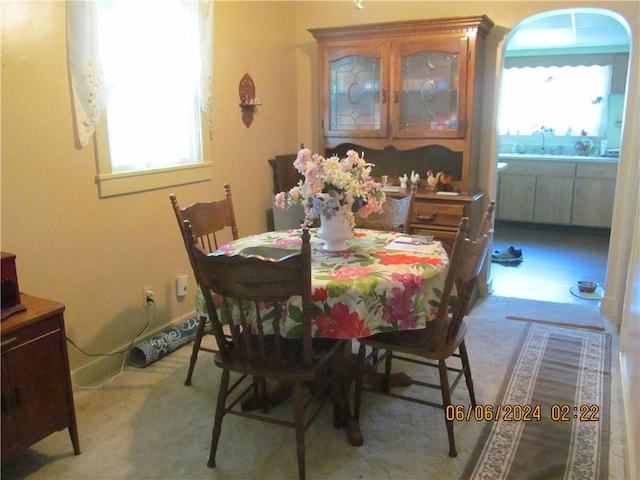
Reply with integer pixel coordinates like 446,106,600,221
276,148,386,227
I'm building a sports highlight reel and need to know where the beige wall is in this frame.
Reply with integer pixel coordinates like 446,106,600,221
1,1,299,382
2,0,638,473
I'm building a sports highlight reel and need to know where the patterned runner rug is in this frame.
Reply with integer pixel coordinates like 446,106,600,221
465,322,611,479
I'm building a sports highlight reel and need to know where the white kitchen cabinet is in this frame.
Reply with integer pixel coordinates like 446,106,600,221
497,159,617,228
497,161,574,223
534,176,574,224
498,174,536,221
572,163,617,228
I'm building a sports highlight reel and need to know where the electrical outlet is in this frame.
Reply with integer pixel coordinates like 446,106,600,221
176,274,188,297
143,286,155,306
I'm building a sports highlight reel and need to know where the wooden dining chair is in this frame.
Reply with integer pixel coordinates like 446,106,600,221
183,223,346,480
354,185,416,233
170,184,239,386
353,201,495,458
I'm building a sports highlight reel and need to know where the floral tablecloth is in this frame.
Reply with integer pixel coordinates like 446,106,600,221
195,229,451,339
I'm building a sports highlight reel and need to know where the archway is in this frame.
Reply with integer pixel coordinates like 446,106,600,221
491,8,631,305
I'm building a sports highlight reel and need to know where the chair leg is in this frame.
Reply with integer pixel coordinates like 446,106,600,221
458,341,477,406
353,343,366,422
293,382,306,480
184,315,208,386
382,349,393,392
208,369,230,468
438,359,457,457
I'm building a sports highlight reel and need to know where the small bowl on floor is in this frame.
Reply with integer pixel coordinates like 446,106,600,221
577,280,598,294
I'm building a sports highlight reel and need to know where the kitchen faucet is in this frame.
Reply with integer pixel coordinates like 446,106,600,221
532,130,545,154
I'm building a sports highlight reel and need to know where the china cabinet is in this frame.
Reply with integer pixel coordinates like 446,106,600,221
309,16,493,195
1,294,80,463
308,17,493,241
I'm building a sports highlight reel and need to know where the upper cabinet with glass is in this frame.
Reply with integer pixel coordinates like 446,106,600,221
310,16,493,152
324,43,389,138
395,37,468,139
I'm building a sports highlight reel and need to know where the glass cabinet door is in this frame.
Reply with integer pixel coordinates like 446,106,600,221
393,37,468,138
324,45,389,138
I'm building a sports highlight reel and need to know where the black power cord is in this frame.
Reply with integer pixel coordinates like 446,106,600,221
67,298,156,389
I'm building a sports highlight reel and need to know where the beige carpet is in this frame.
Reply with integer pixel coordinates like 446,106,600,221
505,296,606,331
0,296,625,480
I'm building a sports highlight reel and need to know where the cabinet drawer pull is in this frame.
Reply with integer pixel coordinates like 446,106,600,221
415,212,438,223
381,89,387,104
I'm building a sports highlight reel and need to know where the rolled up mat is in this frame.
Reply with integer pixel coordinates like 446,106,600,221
128,316,211,368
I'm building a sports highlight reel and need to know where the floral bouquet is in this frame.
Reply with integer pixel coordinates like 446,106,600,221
275,148,386,228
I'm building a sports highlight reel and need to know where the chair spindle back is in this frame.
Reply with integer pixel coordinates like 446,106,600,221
355,186,416,233
170,183,238,253
435,201,495,343
184,223,315,368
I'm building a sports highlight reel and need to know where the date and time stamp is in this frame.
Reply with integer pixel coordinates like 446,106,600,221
445,404,600,422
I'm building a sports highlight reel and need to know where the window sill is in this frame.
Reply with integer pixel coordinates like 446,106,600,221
95,162,213,198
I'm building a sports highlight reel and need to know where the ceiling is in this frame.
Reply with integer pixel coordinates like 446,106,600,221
507,9,630,51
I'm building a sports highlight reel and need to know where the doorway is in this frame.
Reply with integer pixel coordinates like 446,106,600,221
491,8,631,305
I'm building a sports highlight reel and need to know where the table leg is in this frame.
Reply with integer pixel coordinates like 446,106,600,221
333,341,363,446
241,378,293,412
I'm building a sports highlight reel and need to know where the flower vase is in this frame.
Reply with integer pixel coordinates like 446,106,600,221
317,209,353,251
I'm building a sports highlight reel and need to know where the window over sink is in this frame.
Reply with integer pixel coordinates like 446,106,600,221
499,64,611,137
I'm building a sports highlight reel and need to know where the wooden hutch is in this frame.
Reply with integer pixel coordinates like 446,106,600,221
307,15,494,242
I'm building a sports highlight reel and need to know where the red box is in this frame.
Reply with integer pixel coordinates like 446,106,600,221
1,251,26,320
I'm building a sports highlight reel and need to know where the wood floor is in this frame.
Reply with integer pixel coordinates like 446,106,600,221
489,221,610,305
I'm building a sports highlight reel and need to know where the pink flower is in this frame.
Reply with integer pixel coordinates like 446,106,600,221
328,265,374,280
273,237,302,247
275,148,386,227
382,286,418,329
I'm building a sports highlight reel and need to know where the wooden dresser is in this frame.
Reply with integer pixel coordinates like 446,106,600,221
1,294,80,463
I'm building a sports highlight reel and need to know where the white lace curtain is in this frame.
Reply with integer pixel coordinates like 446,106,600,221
66,1,213,148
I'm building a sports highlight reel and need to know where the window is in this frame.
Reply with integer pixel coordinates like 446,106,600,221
66,1,213,197
499,64,611,136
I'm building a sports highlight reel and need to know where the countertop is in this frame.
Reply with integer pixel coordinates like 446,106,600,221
498,153,618,164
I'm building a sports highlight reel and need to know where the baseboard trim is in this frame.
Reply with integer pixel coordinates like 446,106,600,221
600,295,618,327
70,311,196,388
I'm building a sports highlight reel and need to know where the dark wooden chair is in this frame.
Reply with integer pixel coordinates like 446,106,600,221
353,201,495,457
170,184,239,386
183,224,346,480
354,185,416,233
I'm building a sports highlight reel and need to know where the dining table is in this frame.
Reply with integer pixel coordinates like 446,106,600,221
194,227,452,446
